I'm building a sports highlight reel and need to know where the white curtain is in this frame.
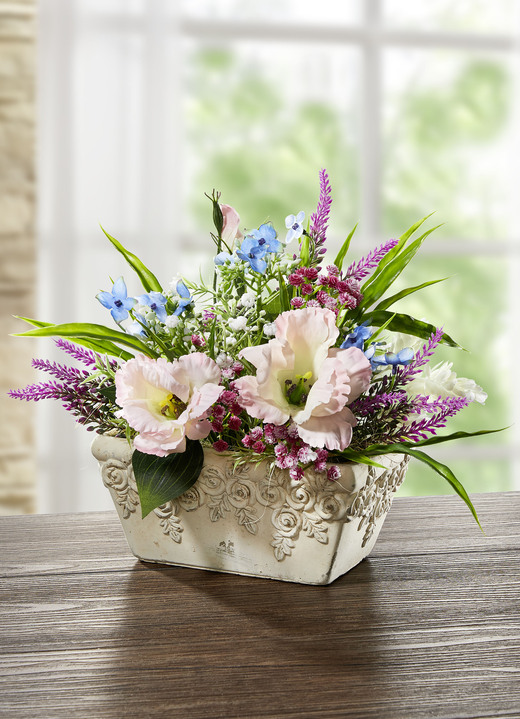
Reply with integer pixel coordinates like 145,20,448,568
37,1,184,511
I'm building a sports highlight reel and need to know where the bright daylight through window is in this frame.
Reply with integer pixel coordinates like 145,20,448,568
36,0,520,512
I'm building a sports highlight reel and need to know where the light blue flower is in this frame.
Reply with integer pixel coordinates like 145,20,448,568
174,280,192,316
371,347,415,372
137,291,168,322
237,223,281,274
96,277,135,323
214,251,236,266
127,313,148,337
340,322,373,350
249,223,282,253
285,210,305,243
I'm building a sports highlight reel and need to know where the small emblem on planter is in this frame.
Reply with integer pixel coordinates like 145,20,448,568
217,539,235,557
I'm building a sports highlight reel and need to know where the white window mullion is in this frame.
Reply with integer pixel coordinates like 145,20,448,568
360,0,382,247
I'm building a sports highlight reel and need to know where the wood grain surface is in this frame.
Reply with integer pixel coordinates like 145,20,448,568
1,493,519,719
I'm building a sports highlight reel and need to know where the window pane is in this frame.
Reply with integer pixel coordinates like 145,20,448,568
382,49,516,242
383,0,519,34
183,40,362,254
182,0,362,26
388,253,515,494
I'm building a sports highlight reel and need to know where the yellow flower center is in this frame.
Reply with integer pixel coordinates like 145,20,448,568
159,393,187,420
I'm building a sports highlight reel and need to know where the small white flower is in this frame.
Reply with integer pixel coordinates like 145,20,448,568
226,337,237,347
238,292,256,308
168,275,182,292
285,211,305,243
216,352,233,368
228,316,248,332
263,322,276,337
164,315,180,329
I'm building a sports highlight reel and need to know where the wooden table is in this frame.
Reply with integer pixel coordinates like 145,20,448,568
1,493,519,719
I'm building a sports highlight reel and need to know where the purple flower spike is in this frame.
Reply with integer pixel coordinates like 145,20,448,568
345,238,399,281
309,169,332,249
397,328,444,385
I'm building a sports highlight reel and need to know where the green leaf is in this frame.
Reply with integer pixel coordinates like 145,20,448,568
13,322,157,357
374,277,449,312
334,449,385,468
361,224,442,309
366,313,396,346
399,447,482,531
300,233,310,266
368,214,435,284
100,226,162,293
334,223,358,270
14,316,54,329
362,311,462,349
346,442,481,528
132,439,204,518
14,317,135,360
413,427,507,447
97,384,117,403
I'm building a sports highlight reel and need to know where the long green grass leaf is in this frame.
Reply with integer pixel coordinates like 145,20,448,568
361,224,442,309
13,322,156,357
341,442,481,528
374,277,449,312
414,427,507,447
100,226,162,293
14,316,134,360
334,223,358,270
368,213,435,284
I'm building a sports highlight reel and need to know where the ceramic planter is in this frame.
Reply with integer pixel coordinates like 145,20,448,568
91,435,409,585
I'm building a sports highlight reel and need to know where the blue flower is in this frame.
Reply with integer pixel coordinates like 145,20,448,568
96,277,135,323
249,223,282,253
285,210,305,243
174,280,192,316
236,223,282,274
127,313,148,337
137,291,168,322
214,251,236,266
340,322,373,350
371,347,415,372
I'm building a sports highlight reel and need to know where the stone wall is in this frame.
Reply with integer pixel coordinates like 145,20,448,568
0,0,36,514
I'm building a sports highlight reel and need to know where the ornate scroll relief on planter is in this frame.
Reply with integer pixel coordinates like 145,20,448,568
91,435,409,585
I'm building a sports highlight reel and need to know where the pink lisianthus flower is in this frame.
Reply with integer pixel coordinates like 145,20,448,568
234,307,371,451
220,204,243,244
115,354,223,456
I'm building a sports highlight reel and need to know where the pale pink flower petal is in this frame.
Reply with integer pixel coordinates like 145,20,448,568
296,407,357,451
221,204,242,244
115,353,223,456
235,307,371,450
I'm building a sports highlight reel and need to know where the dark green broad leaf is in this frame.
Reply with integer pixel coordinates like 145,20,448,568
98,384,117,403
361,310,462,349
13,321,156,358
132,439,204,518
100,226,162,293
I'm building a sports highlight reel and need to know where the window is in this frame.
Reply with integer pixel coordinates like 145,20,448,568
37,0,520,511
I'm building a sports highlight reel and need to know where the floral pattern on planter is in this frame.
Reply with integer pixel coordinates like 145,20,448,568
345,457,410,547
97,448,409,562
99,458,139,519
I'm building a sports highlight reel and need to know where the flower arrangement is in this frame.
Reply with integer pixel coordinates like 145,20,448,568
10,170,496,524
